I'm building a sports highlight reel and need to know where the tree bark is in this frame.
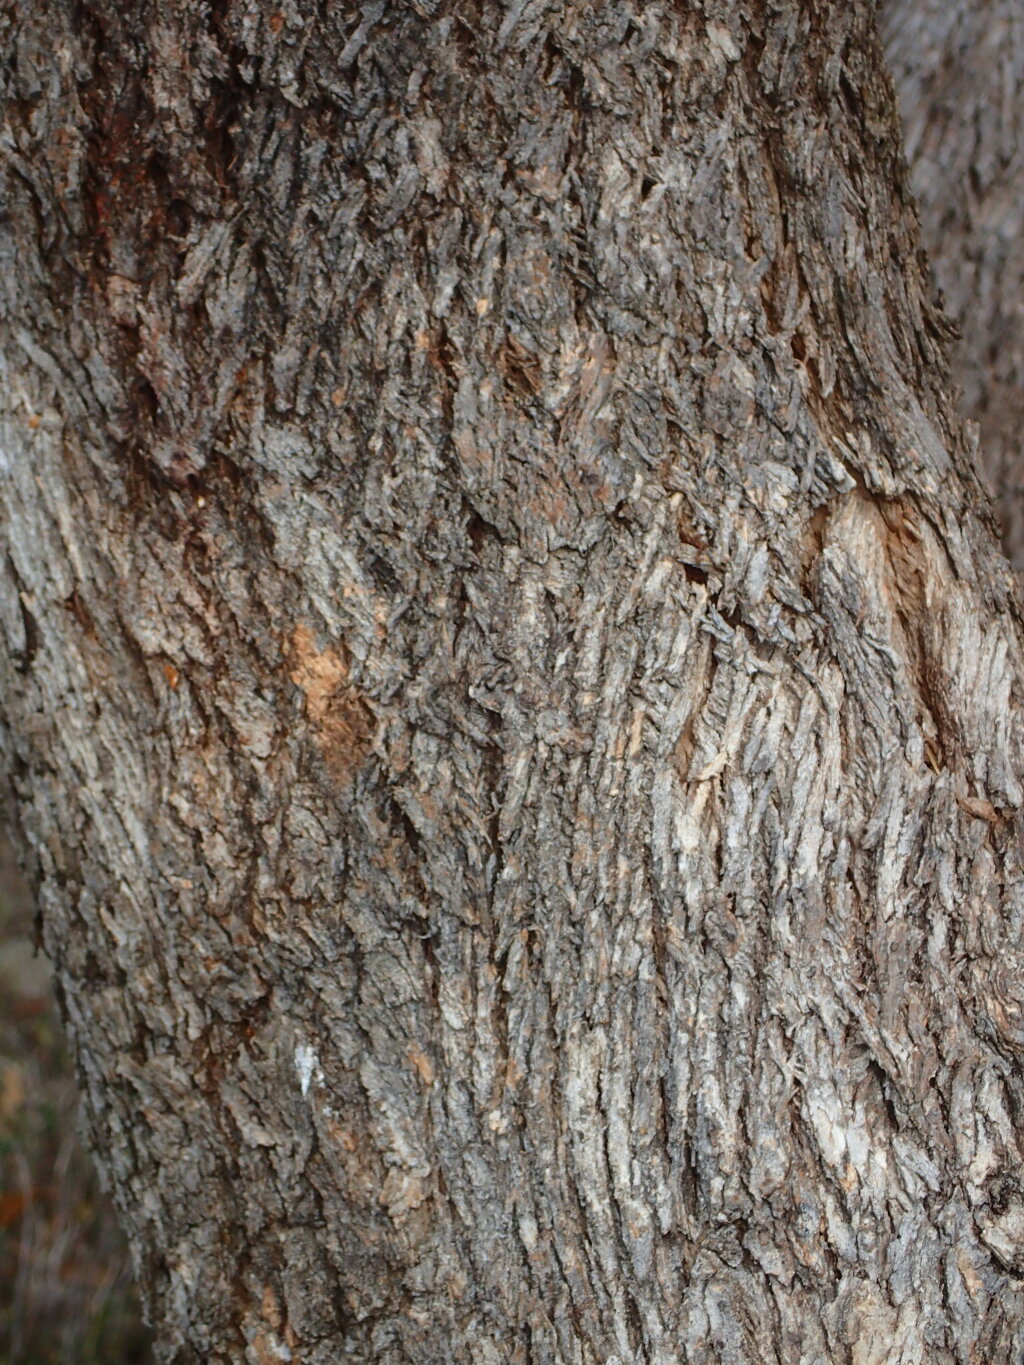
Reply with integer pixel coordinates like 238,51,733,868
3,1,1024,1361
881,0,1024,571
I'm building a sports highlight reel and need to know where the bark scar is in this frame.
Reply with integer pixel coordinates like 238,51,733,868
288,624,375,784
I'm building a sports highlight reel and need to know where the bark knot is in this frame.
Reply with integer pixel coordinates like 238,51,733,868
979,1172,1024,1277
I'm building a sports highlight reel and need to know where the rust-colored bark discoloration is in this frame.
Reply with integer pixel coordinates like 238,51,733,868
849,486,958,768
288,624,374,783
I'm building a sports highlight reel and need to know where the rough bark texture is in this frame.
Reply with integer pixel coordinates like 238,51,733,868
3,1,1024,1361
881,0,1024,571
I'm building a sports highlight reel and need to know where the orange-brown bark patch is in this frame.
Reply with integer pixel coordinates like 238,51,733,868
289,624,375,784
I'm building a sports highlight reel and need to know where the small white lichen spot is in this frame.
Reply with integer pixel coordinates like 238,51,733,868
294,1043,318,1098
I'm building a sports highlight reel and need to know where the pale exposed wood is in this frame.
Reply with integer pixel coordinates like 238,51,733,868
3,2,1024,1361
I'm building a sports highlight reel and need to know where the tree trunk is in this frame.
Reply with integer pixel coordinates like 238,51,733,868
3,1,1024,1361
881,0,1024,571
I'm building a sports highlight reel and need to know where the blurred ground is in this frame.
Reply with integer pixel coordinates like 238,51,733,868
0,836,152,1364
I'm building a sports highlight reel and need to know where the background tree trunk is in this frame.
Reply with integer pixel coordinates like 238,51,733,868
3,1,1024,1361
881,0,1024,571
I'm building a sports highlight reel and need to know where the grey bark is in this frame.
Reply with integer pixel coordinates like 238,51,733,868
2,1,1024,1362
881,0,1024,570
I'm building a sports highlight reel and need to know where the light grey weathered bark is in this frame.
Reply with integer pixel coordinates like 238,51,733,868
3,0,1024,1361
882,0,1024,570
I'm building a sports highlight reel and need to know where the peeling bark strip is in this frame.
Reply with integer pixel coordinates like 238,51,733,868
3,1,1024,1361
